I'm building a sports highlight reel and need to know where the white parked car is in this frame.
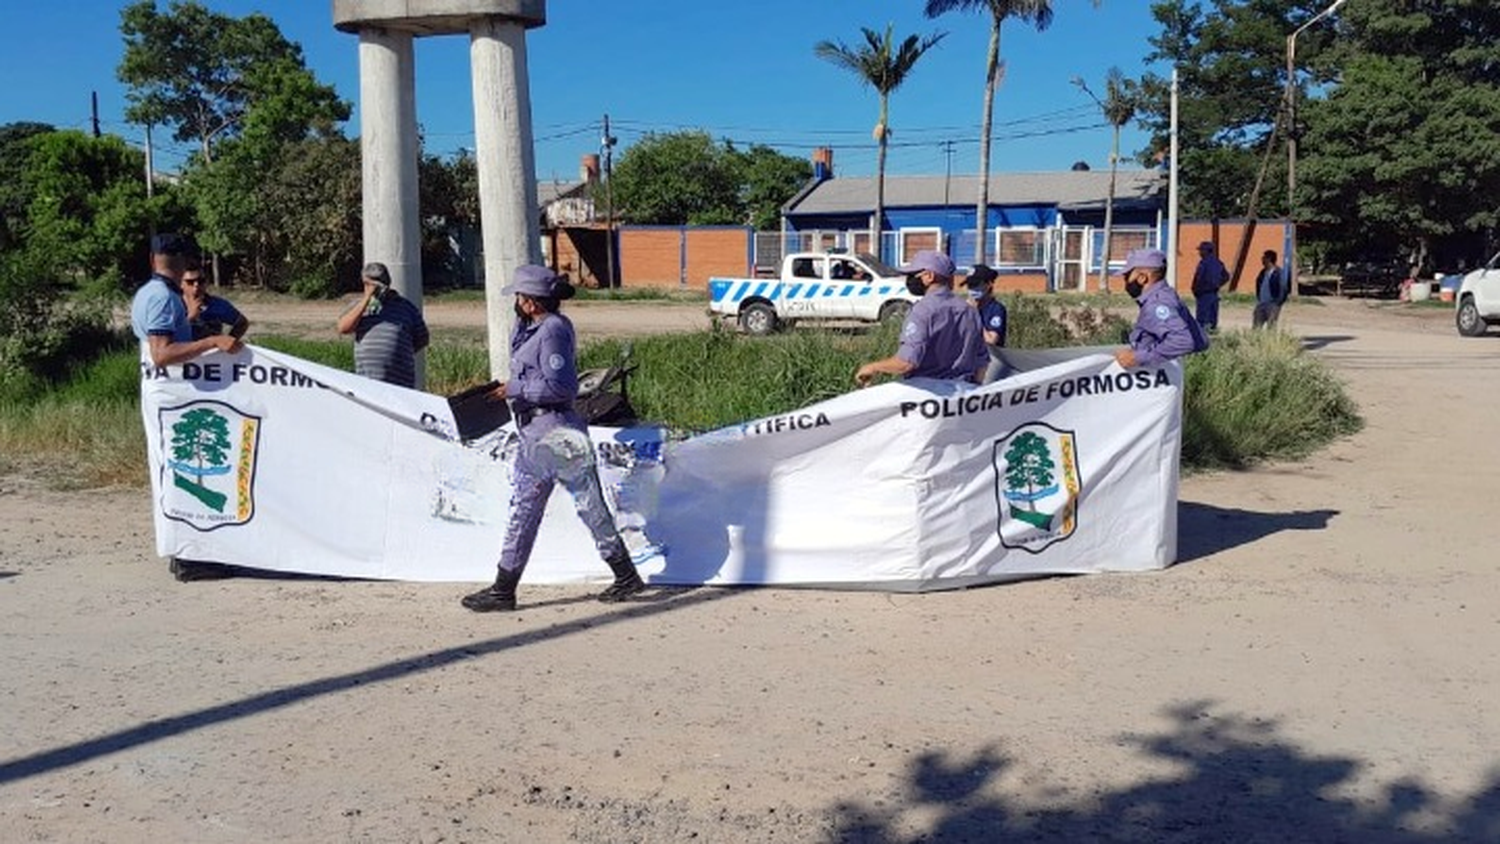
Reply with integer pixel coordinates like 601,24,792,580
1456,251,1500,337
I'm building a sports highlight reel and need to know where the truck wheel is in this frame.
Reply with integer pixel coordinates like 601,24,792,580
879,301,912,325
1457,297,1488,337
739,303,778,336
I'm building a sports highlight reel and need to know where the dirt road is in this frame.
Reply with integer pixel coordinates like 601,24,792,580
3,297,1499,842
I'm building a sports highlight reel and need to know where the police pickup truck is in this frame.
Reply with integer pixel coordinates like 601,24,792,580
708,251,918,335
1456,249,1500,337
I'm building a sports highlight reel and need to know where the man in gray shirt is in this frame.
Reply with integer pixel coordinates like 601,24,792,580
855,250,986,387
336,262,430,388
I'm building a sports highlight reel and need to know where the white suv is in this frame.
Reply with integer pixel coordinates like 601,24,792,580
1456,251,1500,337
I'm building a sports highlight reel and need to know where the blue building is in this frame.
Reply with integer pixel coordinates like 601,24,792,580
777,167,1165,292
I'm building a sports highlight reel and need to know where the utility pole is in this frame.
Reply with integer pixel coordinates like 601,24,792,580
942,140,954,208
1286,0,1348,296
143,124,154,198
90,92,100,138
601,113,617,288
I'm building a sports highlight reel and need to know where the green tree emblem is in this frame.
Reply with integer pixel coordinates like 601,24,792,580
1004,431,1056,527
170,408,231,512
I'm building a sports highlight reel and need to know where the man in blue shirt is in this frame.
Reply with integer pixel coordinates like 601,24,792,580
1114,248,1209,369
1253,250,1289,329
462,265,644,613
130,233,242,366
855,250,986,386
1190,241,1229,332
129,233,242,583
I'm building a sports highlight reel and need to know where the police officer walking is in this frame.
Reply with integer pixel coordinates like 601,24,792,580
462,265,645,612
855,250,986,386
1190,241,1229,332
1114,249,1210,369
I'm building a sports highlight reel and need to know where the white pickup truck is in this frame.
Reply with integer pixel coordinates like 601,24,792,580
1456,250,1500,337
707,251,918,336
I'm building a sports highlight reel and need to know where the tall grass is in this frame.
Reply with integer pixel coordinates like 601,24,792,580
1182,329,1362,469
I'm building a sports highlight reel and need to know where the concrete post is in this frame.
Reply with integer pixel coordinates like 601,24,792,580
358,27,425,385
470,17,541,380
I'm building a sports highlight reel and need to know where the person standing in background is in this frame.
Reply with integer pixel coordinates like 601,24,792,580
336,262,429,388
1190,241,1229,332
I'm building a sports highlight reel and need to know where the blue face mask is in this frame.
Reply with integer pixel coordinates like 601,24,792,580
966,288,986,300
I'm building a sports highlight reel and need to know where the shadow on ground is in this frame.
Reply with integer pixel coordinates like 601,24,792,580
823,701,1500,843
1176,501,1338,563
0,585,731,784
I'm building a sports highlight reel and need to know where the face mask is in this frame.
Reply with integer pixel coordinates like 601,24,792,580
905,274,926,296
966,288,986,301
1125,279,1145,299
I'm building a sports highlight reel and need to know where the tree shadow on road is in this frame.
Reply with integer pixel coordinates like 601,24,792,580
1301,334,1356,350
824,701,1500,843
1176,501,1338,564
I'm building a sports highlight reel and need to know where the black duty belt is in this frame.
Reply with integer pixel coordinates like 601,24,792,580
514,403,571,428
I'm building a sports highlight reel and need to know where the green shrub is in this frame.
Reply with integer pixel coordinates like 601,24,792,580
1182,329,1362,469
289,273,340,300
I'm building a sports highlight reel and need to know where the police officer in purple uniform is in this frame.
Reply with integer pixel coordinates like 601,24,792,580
964,264,1008,383
462,265,645,612
855,250,987,386
1114,248,1210,369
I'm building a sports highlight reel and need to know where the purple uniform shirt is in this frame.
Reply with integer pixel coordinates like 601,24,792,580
897,287,988,381
508,312,586,434
1129,282,1209,367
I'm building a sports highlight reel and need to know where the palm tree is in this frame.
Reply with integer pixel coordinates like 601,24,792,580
925,1,1091,265
1074,67,1137,292
815,24,946,257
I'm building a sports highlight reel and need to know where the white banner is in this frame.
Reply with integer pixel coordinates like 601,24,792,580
139,343,1181,591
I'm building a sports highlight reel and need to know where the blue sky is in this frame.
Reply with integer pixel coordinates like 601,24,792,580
0,1,1164,183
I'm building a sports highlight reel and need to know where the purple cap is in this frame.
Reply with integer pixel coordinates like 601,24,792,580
898,250,955,278
1115,248,1167,274
501,264,565,297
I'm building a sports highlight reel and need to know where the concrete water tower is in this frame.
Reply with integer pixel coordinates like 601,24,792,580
333,0,547,382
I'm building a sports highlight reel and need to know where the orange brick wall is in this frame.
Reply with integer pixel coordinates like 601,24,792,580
1176,221,1290,293
618,227,752,290
684,229,752,290
991,272,1049,294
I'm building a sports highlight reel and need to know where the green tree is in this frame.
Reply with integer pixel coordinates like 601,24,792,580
0,122,55,252
119,0,350,288
1003,431,1055,513
1134,0,1311,219
118,0,344,160
19,130,173,290
610,131,744,225
729,144,813,231
815,24,946,253
925,1,1092,263
1299,0,1500,268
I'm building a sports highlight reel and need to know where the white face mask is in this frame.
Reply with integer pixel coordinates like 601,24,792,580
966,288,986,300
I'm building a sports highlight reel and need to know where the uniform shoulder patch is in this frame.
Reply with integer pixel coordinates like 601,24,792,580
547,353,565,371
1154,304,1172,320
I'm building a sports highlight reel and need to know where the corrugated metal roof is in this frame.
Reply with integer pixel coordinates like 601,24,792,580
787,170,1163,214
537,180,587,206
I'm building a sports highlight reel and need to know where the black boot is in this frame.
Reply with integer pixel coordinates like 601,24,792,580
462,567,521,612
597,548,645,603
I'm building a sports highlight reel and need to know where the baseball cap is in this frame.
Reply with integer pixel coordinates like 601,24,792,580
501,264,575,299
898,250,955,278
964,264,998,287
1115,248,1167,274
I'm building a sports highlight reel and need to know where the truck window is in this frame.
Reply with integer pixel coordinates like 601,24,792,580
791,258,818,279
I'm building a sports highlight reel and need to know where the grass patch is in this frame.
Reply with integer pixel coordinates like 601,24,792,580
429,286,706,303
1182,329,1362,470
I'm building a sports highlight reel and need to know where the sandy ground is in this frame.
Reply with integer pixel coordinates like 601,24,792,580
3,296,1499,843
